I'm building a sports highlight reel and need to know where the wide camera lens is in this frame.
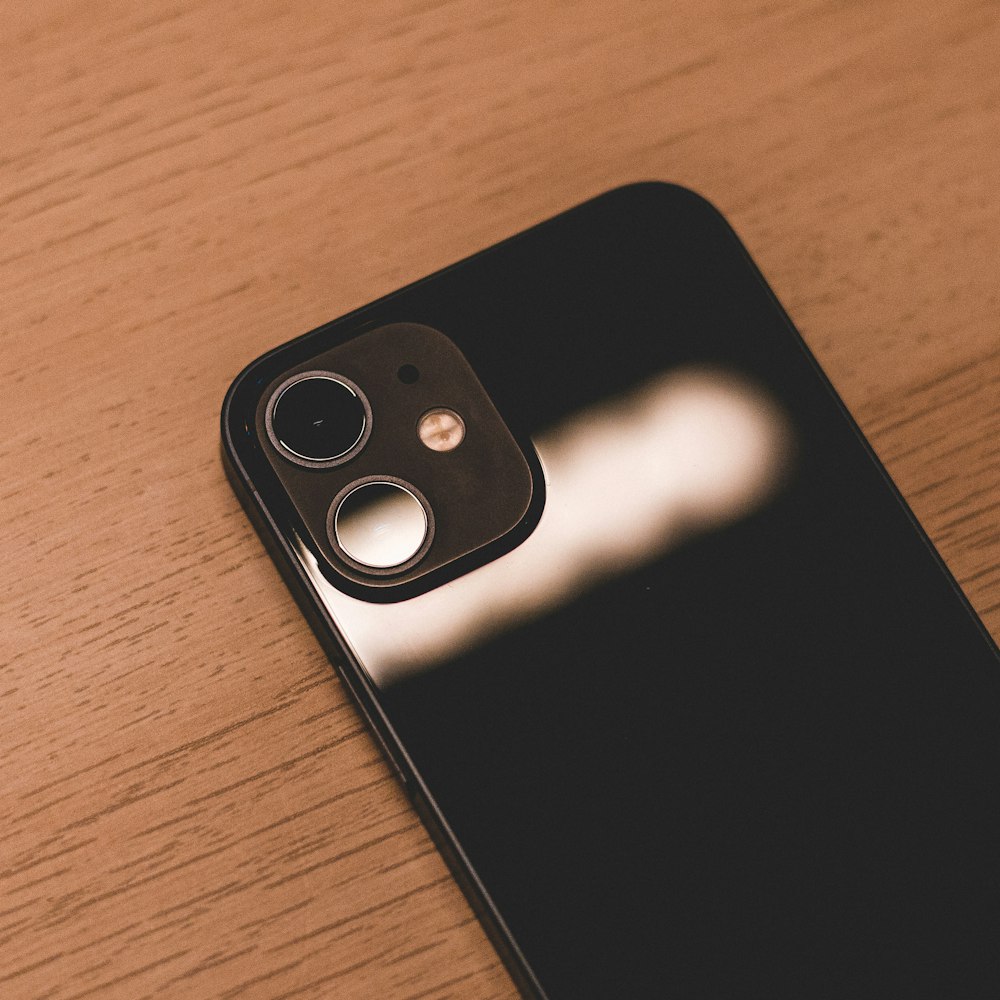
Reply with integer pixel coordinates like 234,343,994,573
333,480,430,570
268,374,369,465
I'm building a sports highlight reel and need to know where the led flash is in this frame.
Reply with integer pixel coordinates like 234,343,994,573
418,408,465,452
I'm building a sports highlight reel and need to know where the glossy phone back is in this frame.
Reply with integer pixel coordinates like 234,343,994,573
223,183,1000,1000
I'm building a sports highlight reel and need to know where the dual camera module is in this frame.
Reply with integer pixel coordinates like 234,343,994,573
265,369,464,574
256,323,538,595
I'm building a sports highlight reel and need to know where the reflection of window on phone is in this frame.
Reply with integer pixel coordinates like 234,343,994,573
304,365,793,682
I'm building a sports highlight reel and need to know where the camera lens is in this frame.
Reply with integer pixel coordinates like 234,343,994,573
266,372,370,466
332,479,431,571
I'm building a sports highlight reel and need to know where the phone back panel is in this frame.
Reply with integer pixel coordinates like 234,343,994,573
223,184,1000,999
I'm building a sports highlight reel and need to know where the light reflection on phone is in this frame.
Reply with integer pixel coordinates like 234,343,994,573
299,366,794,684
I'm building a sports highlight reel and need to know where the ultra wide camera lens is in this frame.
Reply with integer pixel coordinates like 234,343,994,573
267,373,370,466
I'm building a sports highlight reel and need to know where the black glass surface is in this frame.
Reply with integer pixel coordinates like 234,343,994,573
223,183,1000,1000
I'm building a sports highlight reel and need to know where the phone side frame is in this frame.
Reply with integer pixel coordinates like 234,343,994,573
219,442,550,1000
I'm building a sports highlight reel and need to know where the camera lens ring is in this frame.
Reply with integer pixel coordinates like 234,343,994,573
265,370,372,468
327,476,435,576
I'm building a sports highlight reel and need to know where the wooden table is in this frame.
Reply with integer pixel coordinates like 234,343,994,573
3,2,998,997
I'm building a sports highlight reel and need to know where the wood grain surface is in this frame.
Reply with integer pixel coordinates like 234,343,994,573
2,1,998,997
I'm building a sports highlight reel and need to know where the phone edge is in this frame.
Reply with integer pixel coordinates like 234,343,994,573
219,442,551,1000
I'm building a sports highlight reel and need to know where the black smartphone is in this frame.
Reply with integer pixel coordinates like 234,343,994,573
222,183,1000,999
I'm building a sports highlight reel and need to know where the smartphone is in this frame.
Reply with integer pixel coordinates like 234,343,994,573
222,183,1000,999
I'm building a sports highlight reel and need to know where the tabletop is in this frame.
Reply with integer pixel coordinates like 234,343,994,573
3,2,999,997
